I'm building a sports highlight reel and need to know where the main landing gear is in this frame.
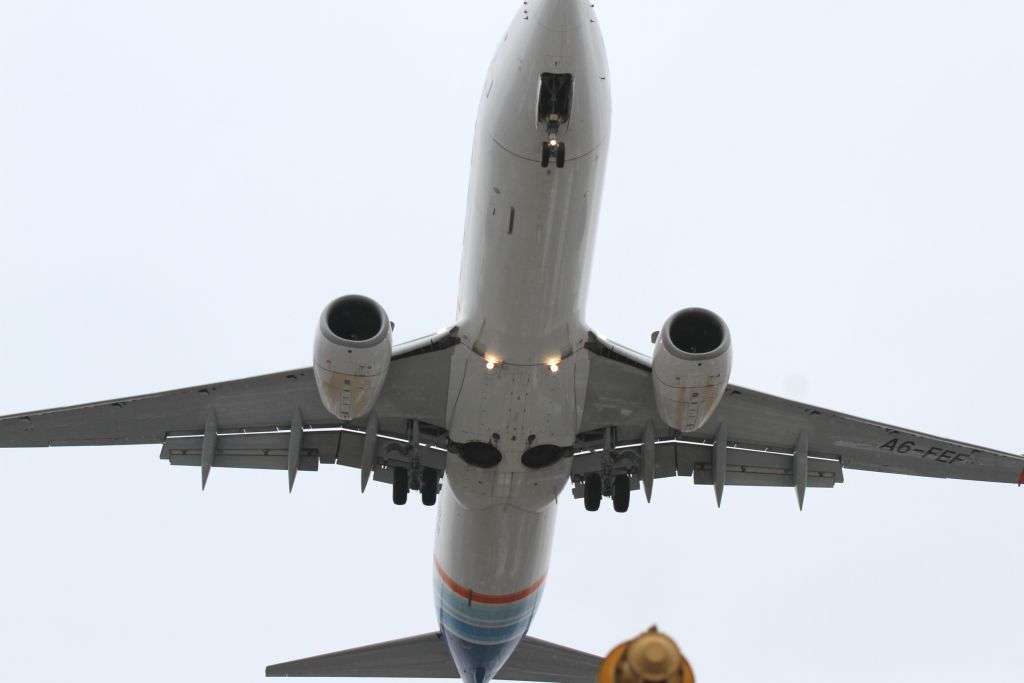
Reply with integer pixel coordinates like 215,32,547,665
421,468,439,506
392,467,409,505
582,473,633,513
391,465,441,507
612,474,631,513
584,473,602,512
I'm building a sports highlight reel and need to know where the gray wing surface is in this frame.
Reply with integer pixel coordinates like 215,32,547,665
265,633,458,678
702,385,1024,484
0,333,454,448
266,632,601,682
0,366,335,448
577,335,1024,491
0,333,457,488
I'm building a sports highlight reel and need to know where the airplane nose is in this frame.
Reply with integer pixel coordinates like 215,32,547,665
529,0,593,31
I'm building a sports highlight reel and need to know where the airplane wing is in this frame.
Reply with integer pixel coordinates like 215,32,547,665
574,334,1024,506
0,332,458,491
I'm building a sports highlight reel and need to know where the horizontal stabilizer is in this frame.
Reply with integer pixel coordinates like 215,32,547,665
497,637,602,683
266,632,601,682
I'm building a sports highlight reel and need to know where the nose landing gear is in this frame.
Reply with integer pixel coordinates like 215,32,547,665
541,141,567,169
537,72,572,170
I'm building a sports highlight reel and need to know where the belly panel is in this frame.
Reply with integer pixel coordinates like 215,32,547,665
456,144,605,367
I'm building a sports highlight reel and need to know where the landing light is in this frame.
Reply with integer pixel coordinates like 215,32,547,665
485,355,500,371
549,139,559,147
548,363,560,373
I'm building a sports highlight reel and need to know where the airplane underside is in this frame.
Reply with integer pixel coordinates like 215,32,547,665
0,1,1021,682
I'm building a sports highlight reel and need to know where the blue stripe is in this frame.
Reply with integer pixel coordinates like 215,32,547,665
433,574,541,646
434,580,540,626
439,609,533,644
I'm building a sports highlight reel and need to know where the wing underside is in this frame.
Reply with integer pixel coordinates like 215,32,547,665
572,335,1024,504
0,332,458,491
2,329,1021,502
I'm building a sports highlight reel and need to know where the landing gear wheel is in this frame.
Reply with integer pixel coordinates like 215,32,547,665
421,469,439,507
613,474,631,513
584,473,602,512
555,143,566,168
392,467,409,506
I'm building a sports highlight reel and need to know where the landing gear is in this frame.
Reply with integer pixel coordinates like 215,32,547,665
613,474,631,513
541,141,567,169
584,473,602,512
392,466,409,506
421,468,439,507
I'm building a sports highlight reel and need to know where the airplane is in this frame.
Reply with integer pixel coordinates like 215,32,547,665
2,1,1022,682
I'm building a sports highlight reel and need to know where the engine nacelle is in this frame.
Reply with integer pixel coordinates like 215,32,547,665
652,308,732,432
314,295,392,422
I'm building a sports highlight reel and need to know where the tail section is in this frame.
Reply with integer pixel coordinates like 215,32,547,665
265,632,600,683
496,636,601,683
266,633,455,679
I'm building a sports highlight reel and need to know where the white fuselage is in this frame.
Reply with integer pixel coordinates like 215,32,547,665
432,3,610,682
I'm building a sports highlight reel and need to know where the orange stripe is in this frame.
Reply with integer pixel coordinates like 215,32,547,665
434,558,546,605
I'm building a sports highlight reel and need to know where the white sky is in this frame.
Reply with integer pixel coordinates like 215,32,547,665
1,1,1023,681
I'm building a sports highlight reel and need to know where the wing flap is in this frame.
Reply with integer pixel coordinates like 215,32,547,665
570,441,842,497
160,431,337,472
691,452,842,488
159,428,447,484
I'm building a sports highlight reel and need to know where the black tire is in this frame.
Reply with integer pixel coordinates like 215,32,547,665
541,142,551,168
421,469,439,507
584,473,602,512
392,467,409,506
556,143,566,168
613,474,630,513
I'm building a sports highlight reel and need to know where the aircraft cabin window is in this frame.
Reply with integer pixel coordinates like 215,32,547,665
538,73,573,134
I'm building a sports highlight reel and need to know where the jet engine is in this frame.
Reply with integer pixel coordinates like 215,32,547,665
651,308,732,432
314,295,392,422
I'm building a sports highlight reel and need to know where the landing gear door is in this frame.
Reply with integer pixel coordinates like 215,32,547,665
537,72,573,135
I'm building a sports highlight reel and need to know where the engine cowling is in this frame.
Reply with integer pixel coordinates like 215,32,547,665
314,295,392,422
652,308,732,432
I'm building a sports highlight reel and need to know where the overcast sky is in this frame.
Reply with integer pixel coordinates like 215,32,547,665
2,1,1023,681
